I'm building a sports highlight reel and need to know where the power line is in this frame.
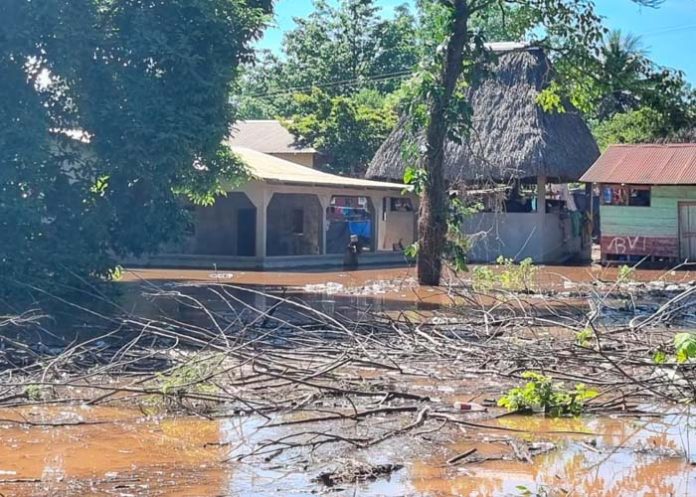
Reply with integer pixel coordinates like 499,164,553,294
641,24,696,38
245,24,696,100
245,69,415,99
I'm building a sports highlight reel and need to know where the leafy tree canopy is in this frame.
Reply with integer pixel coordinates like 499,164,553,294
236,0,420,119
578,30,695,146
0,0,270,300
283,89,398,175
235,0,420,175
592,107,665,150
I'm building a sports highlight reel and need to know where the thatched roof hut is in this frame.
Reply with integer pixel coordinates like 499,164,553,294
366,46,600,184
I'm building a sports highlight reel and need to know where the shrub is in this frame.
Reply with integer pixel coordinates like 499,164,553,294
471,257,538,293
496,257,537,292
472,265,496,292
498,372,598,416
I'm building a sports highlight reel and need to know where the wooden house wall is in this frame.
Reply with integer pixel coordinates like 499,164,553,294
600,185,696,259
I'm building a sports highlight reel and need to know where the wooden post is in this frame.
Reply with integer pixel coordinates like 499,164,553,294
537,176,547,215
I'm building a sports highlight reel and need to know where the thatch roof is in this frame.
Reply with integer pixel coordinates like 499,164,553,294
366,47,600,184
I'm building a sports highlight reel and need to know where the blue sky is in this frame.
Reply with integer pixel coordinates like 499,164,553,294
257,0,696,83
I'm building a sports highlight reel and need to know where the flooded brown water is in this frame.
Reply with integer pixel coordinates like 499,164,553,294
2,405,694,497
5,264,695,495
0,406,226,496
414,414,695,497
122,264,696,286
118,264,696,326
123,263,696,300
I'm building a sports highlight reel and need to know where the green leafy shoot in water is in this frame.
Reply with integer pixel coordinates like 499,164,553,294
675,333,696,364
472,265,496,293
652,349,668,365
575,328,594,347
155,356,223,398
497,256,537,293
24,384,45,401
472,257,538,293
617,264,635,284
498,372,599,417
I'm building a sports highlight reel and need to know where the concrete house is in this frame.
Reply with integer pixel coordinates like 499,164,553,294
581,144,696,264
228,120,321,168
366,44,599,264
146,146,417,269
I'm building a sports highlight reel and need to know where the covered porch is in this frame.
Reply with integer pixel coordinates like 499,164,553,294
146,147,417,270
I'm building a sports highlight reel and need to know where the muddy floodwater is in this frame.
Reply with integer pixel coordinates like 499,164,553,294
2,405,695,496
123,263,696,298
4,263,696,496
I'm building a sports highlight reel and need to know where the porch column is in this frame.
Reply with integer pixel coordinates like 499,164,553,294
318,194,331,255
252,189,270,259
370,194,384,252
537,176,547,215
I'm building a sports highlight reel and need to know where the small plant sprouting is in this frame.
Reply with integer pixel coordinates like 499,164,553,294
675,333,696,363
141,355,225,414
617,264,635,284
652,349,667,365
575,328,594,347
497,256,537,293
471,257,537,293
156,358,221,397
645,334,696,366
472,265,496,292
498,371,598,417
24,384,44,401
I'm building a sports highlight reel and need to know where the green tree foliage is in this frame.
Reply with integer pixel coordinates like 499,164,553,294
283,89,397,175
237,0,420,119
594,30,652,119
592,108,666,150
235,0,419,177
558,29,695,146
0,0,270,300
469,2,537,42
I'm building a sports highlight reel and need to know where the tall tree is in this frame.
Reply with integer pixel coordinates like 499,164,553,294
0,0,271,300
585,30,695,147
236,0,419,175
412,0,472,286
595,30,649,119
409,0,664,286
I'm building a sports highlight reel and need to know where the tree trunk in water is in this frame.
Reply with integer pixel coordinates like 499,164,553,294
417,0,470,286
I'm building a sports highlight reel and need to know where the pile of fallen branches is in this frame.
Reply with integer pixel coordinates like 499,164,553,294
0,279,695,463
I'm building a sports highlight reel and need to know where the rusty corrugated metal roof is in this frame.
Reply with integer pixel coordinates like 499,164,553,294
580,144,696,185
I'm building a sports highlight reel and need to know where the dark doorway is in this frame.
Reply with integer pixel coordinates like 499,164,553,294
266,194,322,256
237,208,256,256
